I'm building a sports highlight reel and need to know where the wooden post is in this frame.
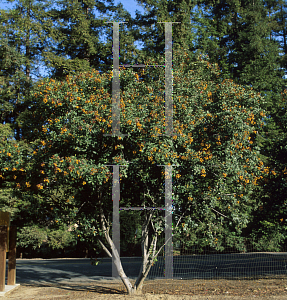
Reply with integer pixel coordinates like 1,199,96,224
7,225,16,285
0,212,10,252
0,226,7,292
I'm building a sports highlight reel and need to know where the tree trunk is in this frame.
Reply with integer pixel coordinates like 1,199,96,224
97,192,137,295
97,187,178,295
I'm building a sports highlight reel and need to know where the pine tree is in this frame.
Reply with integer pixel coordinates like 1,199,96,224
0,0,64,247
268,0,287,74
194,0,242,80
124,0,205,83
195,0,287,246
246,0,287,246
44,0,143,80
0,0,53,139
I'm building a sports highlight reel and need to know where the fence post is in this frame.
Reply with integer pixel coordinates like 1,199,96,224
7,225,16,285
0,226,7,292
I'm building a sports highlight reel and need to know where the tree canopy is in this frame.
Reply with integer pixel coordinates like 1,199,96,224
0,46,272,294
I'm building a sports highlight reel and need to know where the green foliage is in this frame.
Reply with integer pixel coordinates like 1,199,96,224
1,0,286,259
128,0,201,64
44,0,142,80
17,224,76,251
187,0,287,250
119,210,142,256
2,46,268,254
90,257,103,266
47,226,76,250
0,0,52,139
17,225,47,250
247,220,286,252
0,123,32,221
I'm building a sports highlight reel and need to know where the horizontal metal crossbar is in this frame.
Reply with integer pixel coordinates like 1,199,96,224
119,207,166,211
119,64,165,67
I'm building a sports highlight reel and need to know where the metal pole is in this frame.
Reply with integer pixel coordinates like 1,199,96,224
112,165,120,278
164,165,173,279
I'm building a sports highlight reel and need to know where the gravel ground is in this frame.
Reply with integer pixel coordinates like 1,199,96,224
3,277,287,300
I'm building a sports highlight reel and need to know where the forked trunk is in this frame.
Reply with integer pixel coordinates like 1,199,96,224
97,190,177,296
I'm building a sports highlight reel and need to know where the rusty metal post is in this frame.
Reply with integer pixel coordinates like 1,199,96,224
7,225,16,285
0,226,7,292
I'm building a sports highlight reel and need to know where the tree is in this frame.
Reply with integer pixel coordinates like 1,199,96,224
0,0,53,137
0,0,56,230
190,0,287,248
125,0,205,83
268,0,287,74
229,1,287,246
0,45,270,294
0,0,148,255
16,223,76,258
44,0,144,80
0,123,28,216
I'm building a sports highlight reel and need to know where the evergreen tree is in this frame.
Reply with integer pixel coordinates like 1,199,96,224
268,0,287,74
0,0,53,139
44,0,143,80
194,0,242,80
0,0,55,228
194,0,287,246
124,0,205,83
246,0,287,247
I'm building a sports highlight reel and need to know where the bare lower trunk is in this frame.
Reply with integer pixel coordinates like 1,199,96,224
98,194,140,295
96,187,185,296
99,218,171,295
100,230,145,295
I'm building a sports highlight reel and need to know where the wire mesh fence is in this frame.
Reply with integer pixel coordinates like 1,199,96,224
147,235,287,280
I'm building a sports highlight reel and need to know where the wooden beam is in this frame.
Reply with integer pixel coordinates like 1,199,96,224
0,226,7,292
7,226,16,285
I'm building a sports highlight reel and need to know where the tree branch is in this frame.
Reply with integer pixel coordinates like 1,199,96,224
97,238,112,258
211,207,230,219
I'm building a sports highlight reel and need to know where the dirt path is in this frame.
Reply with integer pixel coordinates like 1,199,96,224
3,277,287,300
